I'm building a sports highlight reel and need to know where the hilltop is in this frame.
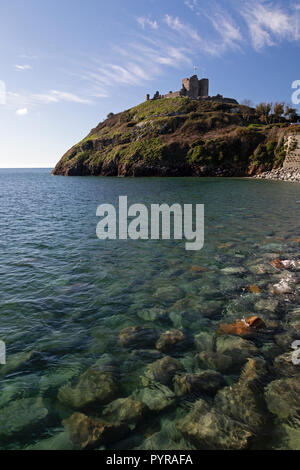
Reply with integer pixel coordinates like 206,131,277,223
52,97,298,177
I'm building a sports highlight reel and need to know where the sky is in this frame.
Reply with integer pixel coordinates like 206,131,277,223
0,0,300,168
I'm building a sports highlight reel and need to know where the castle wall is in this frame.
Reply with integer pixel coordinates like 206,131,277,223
283,134,300,169
147,74,236,104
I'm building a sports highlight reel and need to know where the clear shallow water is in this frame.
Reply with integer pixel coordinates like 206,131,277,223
0,169,299,450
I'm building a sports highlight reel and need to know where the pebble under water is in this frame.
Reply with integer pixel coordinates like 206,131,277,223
0,169,299,450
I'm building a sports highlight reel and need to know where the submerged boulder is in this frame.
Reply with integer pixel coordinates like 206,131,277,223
153,285,183,303
156,329,187,353
58,365,119,410
63,412,128,450
0,397,48,440
218,316,266,338
102,397,148,427
137,307,168,323
264,378,300,421
215,358,270,431
177,399,253,450
194,331,215,352
195,351,233,374
274,352,300,378
173,370,225,397
132,384,176,412
141,356,184,387
119,326,158,349
216,335,259,367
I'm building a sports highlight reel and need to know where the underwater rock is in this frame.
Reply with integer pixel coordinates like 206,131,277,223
0,350,45,377
248,263,277,275
173,370,225,397
274,332,297,350
119,326,158,349
286,307,300,335
190,265,210,273
40,365,82,397
102,397,148,427
270,259,298,270
271,272,297,295
195,351,233,374
141,356,184,387
272,280,294,295
248,284,261,294
194,331,215,352
177,399,253,450
130,349,163,362
58,365,119,410
254,298,279,313
137,307,169,323
216,335,259,367
63,412,129,450
139,420,195,451
265,378,300,421
132,384,176,412
0,374,40,408
215,358,270,431
0,397,48,440
273,423,300,450
198,300,224,319
153,285,183,303
156,330,187,353
218,316,266,338
273,352,299,378
221,266,247,275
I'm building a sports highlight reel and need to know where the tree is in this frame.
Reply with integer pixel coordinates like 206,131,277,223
272,102,285,121
107,112,114,119
256,102,272,124
241,99,253,108
285,105,299,123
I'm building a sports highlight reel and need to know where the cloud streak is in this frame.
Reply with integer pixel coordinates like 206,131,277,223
15,64,32,71
242,1,300,50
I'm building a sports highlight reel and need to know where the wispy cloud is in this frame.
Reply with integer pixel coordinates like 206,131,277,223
5,88,92,113
184,0,199,13
16,108,28,115
209,13,243,51
137,16,158,30
242,1,300,50
15,64,32,71
164,15,201,41
34,90,92,104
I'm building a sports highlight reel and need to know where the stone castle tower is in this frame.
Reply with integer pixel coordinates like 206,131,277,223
181,75,209,99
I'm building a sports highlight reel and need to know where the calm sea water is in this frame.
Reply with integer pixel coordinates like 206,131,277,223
0,168,299,450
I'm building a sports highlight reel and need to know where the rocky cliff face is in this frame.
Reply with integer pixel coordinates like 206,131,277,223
52,98,296,177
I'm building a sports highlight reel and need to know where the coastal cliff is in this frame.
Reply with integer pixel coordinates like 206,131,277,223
52,97,299,177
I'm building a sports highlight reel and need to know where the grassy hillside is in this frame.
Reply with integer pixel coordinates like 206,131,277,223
52,97,297,177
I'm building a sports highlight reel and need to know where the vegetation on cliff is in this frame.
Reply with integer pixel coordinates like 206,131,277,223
52,97,299,177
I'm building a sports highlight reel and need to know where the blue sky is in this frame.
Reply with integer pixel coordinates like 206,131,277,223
0,0,300,168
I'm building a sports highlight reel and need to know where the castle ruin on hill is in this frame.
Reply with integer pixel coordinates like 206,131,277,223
146,74,238,104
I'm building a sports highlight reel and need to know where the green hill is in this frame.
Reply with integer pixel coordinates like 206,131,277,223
52,97,292,177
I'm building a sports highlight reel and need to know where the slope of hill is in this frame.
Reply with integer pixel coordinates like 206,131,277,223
52,97,294,177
